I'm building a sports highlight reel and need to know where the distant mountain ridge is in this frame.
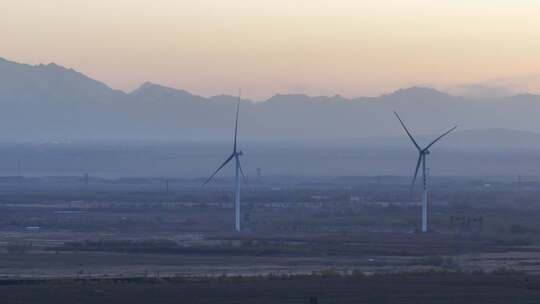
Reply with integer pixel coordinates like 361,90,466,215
1,57,540,142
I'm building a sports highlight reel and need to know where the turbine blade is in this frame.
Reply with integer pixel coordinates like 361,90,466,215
411,153,422,189
237,156,249,186
424,125,458,151
202,154,234,186
394,111,421,151
233,90,241,153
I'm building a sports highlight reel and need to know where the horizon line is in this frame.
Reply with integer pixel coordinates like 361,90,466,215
2,56,538,102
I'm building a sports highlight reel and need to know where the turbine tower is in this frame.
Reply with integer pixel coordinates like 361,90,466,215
394,111,457,233
203,92,247,232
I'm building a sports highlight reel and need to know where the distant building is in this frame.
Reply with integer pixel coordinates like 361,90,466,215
350,196,361,203
311,195,330,201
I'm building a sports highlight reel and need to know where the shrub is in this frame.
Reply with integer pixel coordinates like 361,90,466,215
5,241,32,254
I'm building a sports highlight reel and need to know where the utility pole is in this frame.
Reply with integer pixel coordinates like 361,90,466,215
256,167,262,183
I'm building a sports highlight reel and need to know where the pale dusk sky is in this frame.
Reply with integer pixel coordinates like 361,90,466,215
1,0,540,99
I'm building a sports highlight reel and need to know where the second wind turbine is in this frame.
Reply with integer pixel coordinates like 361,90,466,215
203,92,248,232
394,111,457,233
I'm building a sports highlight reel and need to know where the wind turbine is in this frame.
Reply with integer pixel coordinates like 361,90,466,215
394,111,457,233
203,92,247,232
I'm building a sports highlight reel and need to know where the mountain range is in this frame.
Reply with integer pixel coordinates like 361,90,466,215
2,57,540,144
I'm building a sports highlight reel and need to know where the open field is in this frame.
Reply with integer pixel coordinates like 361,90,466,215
3,272,540,304
1,178,540,279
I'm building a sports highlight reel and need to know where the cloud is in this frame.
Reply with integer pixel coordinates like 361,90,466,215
450,84,517,99
446,74,540,99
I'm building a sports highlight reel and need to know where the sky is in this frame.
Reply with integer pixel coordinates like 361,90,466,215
1,0,540,100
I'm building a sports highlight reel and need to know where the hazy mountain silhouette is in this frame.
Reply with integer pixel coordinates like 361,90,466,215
0,57,124,103
2,57,540,143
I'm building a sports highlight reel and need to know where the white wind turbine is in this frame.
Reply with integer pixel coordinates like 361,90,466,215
203,93,247,232
394,111,457,233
